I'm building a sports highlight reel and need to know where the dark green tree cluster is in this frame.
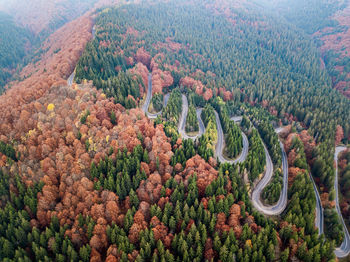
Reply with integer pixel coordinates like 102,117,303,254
197,135,215,162
288,137,309,170
201,104,215,128
198,104,217,161
0,12,34,91
0,141,17,161
272,0,343,34
0,180,95,262
163,121,181,146
324,208,344,246
75,42,129,82
151,93,164,112
244,129,265,182
171,139,196,168
0,170,50,261
240,115,251,131
261,170,283,205
225,122,243,159
185,103,199,133
216,103,243,159
28,215,94,262
188,91,206,108
244,106,283,204
246,107,281,166
90,145,148,201
311,143,336,195
92,71,143,108
162,89,182,124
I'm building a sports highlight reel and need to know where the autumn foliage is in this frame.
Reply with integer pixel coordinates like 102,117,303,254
0,13,94,142
151,69,173,94
180,76,214,100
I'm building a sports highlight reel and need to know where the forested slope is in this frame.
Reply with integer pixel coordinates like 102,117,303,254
0,0,349,261
0,12,34,92
269,0,350,97
0,0,98,35
0,0,119,93
75,0,350,217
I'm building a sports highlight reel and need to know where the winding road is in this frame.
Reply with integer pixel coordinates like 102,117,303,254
142,75,291,218
141,74,169,119
309,173,324,236
214,111,248,164
71,20,349,258
141,74,248,160
251,139,288,216
139,73,350,257
142,75,206,139
178,94,205,140
334,146,350,258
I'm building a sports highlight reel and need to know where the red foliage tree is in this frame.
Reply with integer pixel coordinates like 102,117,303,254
335,125,344,145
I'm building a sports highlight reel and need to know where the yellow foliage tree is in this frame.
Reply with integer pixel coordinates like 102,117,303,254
245,239,252,248
47,103,55,111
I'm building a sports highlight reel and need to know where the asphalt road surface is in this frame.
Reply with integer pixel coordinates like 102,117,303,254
251,134,288,216
214,111,248,164
141,74,168,119
67,71,75,86
178,95,205,140
334,146,350,258
309,173,324,236
92,26,96,38
230,116,242,122
141,74,152,113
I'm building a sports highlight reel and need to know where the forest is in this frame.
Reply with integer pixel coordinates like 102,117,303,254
272,0,344,34
61,0,350,254
215,102,243,160
339,149,350,230
270,0,350,97
0,12,34,92
0,0,350,261
185,101,199,133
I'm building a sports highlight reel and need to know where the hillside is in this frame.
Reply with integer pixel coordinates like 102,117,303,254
0,0,98,35
0,0,349,261
0,12,34,93
267,0,350,98
317,1,350,98
0,0,123,93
